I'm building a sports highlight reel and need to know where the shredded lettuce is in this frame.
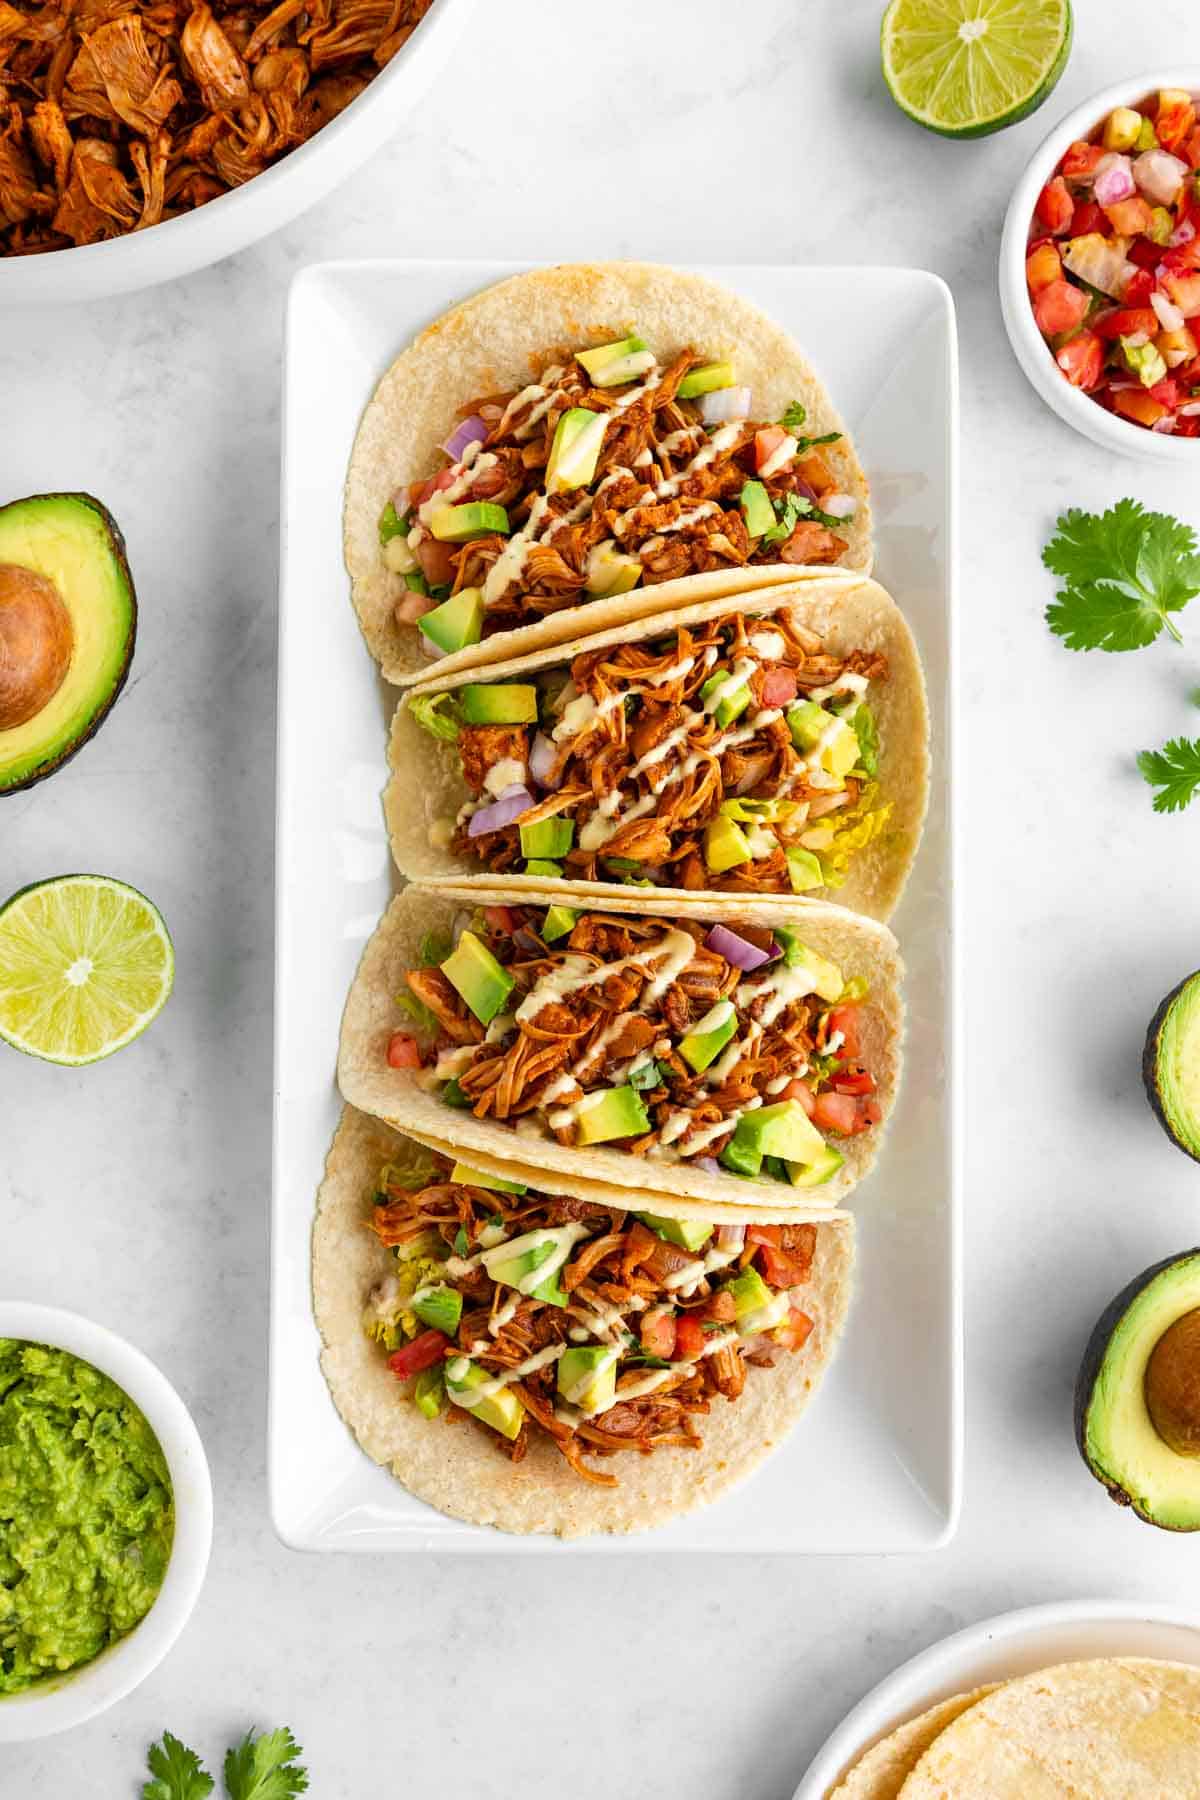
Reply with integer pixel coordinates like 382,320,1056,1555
816,785,893,888
362,1252,445,1349
418,928,452,967
377,1147,438,1193
395,989,439,1036
409,691,463,743
852,704,879,778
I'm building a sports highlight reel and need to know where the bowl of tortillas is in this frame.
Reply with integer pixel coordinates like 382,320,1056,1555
796,1599,1200,1799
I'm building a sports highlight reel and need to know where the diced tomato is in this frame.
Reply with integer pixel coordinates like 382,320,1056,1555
1025,242,1063,293
775,1308,815,1352
1094,306,1159,340
1178,354,1200,386
745,1225,777,1246
410,466,457,509
1034,279,1089,337
1150,376,1181,409
758,667,798,707
484,905,517,935
1162,235,1200,274
825,1003,861,1058
640,1307,676,1359
1070,201,1109,238
861,1099,883,1127
1056,331,1105,391
1104,196,1153,236
1112,388,1169,427
778,1077,816,1115
757,1243,811,1289
1176,413,1200,437
674,1314,707,1360
1165,272,1200,318
387,1031,422,1069
415,534,456,587
1126,234,1162,269
812,1090,861,1135
388,1330,449,1380
1122,266,1155,306
1184,128,1200,171
1157,91,1197,156
754,425,793,473
832,1067,877,1097
1061,140,1106,180
1036,175,1074,234
395,589,436,625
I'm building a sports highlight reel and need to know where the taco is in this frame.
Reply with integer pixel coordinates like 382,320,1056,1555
343,261,872,684
388,577,928,922
313,1105,854,1536
337,885,903,1212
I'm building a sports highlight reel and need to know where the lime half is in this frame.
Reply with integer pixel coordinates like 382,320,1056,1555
882,0,1072,138
0,874,174,1065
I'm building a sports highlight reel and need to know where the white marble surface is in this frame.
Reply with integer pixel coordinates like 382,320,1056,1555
6,0,1200,1790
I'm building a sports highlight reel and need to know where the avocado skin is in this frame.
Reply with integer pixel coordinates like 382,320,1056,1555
0,493,137,796
1143,973,1200,1165
1074,1250,1200,1530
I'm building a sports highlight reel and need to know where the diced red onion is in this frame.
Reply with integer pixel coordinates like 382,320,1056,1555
1179,401,1200,417
1094,153,1135,206
821,492,857,520
1152,416,1178,434
697,385,752,425
441,414,489,462
694,1157,720,1174
529,732,559,790
716,1223,746,1251
513,927,543,954
641,865,666,883
467,784,534,837
1151,290,1186,333
705,923,773,971
1134,150,1188,207
1123,330,1150,349
1169,219,1197,250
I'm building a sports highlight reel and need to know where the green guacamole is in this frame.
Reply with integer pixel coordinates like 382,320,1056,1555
0,1339,174,1694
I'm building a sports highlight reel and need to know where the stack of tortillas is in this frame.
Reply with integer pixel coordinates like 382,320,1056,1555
827,1658,1200,1797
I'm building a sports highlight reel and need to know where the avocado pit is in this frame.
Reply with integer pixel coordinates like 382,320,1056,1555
1145,1306,1200,1458
0,562,73,731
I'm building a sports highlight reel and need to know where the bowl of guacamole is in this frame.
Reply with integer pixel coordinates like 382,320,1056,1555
0,1304,212,1742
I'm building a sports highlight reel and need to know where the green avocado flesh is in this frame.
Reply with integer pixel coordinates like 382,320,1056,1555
1078,1251,1200,1531
0,494,136,795
1145,972,1200,1163
0,1339,173,1692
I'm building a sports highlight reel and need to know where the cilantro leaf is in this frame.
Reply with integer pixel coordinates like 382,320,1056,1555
378,500,408,546
224,1728,309,1800
779,400,806,432
1043,501,1200,650
1137,736,1200,813
143,1732,214,1800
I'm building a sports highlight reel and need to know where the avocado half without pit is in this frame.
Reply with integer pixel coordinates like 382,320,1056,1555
1144,972,1200,1164
1076,1251,1200,1530
0,493,136,795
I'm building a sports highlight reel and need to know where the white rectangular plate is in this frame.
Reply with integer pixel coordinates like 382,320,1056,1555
271,261,960,1552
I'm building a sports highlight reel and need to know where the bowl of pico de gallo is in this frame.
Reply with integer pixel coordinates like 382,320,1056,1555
1000,70,1200,460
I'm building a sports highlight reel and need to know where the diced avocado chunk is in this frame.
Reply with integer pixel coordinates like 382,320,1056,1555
576,336,655,388
440,930,513,1025
721,795,793,823
585,541,642,595
786,847,825,893
524,859,563,877
531,1272,569,1307
485,1238,557,1291
546,408,607,493
719,1134,762,1178
411,1283,463,1336
740,480,774,539
704,814,752,874
450,1162,527,1194
787,699,829,751
557,1345,618,1412
736,1100,828,1167
638,1212,713,1252
444,1359,524,1439
701,669,752,727
461,683,538,725
677,360,735,400
678,999,737,1073
724,1266,788,1333
412,1366,446,1419
520,817,574,858
816,718,859,779
772,933,844,1002
542,903,579,942
574,1085,650,1145
429,501,510,542
787,1143,845,1187
418,586,483,653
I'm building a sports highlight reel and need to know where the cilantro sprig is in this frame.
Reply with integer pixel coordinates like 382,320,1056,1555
779,399,841,451
143,1729,307,1800
1043,500,1200,651
1138,737,1200,813
144,1734,214,1800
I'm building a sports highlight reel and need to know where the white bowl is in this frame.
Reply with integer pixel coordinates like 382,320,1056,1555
0,1303,213,1742
0,0,472,307
794,1598,1200,1797
1000,69,1200,463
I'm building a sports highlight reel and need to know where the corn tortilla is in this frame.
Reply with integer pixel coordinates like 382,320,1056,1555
826,1687,997,1799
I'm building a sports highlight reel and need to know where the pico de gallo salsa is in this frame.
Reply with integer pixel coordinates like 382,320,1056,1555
1026,88,1200,434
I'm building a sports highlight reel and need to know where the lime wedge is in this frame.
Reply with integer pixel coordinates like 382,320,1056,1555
881,0,1072,138
0,874,174,1064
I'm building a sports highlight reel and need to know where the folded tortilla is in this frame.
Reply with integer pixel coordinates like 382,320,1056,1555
826,1687,997,1799
313,1103,855,1537
388,576,929,923
343,261,872,685
337,883,903,1213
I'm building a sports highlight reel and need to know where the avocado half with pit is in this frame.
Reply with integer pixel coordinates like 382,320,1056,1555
1144,972,1200,1164
1076,1250,1200,1530
0,493,136,795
